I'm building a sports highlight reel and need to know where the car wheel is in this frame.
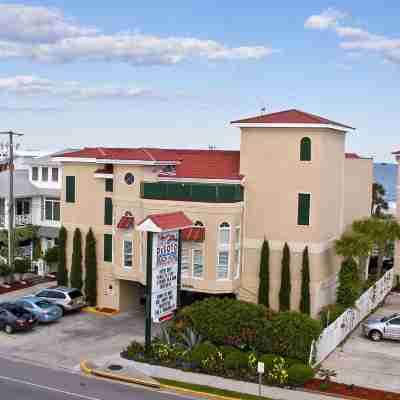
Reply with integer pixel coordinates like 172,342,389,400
4,324,13,334
370,330,383,342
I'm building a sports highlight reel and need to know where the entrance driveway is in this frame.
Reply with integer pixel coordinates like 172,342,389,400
323,293,400,393
0,285,150,370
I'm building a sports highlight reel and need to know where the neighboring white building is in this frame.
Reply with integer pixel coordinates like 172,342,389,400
0,152,62,257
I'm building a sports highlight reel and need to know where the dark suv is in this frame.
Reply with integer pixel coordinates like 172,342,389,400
0,303,38,334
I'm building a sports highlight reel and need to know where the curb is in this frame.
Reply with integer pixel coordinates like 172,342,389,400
81,307,119,317
79,360,160,389
160,383,244,400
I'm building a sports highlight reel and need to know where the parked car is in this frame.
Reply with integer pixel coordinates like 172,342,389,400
0,302,38,334
34,287,86,314
15,296,63,323
362,313,400,341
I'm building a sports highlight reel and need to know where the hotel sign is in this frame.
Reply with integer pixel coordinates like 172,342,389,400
151,230,179,322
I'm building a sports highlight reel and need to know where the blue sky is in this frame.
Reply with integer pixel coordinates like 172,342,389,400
0,1,398,161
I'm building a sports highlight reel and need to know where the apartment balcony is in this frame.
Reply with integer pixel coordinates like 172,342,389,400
15,214,32,226
0,214,4,227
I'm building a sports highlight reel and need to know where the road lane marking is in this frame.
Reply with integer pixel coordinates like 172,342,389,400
0,374,103,400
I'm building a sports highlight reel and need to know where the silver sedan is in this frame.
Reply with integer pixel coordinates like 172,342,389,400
15,296,63,323
362,313,400,341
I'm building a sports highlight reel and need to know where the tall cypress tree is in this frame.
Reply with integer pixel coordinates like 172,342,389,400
279,242,291,311
70,228,83,289
84,228,97,306
57,227,68,286
300,246,311,315
258,239,270,307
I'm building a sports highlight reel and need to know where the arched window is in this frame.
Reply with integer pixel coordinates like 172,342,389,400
219,222,230,245
194,221,204,227
300,137,311,161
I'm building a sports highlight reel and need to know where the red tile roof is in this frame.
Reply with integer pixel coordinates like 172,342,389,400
181,226,205,242
231,109,354,130
55,147,242,181
345,153,360,159
138,211,193,231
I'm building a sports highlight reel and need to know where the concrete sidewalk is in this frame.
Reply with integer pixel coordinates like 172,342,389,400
84,354,334,400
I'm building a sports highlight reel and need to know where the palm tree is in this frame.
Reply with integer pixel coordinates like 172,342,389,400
335,231,373,280
371,182,389,217
353,217,400,277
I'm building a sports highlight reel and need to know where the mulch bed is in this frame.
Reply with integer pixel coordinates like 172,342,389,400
304,379,400,400
0,276,56,295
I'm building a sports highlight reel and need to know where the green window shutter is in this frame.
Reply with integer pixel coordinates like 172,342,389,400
142,182,166,199
66,176,75,203
191,184,217,202
105,178,113,192
104,234,113,262
217,185,236,203
300,137,312,161
298,193,311,226
104,197,113,225
166,183,191,201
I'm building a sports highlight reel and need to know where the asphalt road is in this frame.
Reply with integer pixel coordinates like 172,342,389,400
0,356,198,400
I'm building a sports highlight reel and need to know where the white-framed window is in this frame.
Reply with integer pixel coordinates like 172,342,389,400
216,251,229,280
219,222,230,245
234,226,241,279
123,239,133,268
42,167,48,181
45,198,60,221
32,167,39,181
181,246,190,277
52,167,59,182
192,248,204,279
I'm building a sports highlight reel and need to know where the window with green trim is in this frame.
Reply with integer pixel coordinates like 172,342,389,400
105,178,113,192
300,137,311,161
297,193,311,226
104,197,113,225
104,234,113,262
66,176,75,203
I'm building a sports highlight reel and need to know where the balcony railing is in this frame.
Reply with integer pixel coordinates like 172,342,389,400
15,214,32,226
0,214,4,227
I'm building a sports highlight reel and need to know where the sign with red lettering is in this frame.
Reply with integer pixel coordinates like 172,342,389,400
151,230,178,322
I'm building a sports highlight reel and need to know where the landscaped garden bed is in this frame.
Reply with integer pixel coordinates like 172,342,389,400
0,275,56,295
304,379,400,400
122,297,320,388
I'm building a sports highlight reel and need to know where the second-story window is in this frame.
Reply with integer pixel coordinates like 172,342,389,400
105,178,113,192
104,197,113,225
181,246,190,277
123,239,133,268
298,193,311,226
45,198,60,221
42,167,48,181
192,248,204,278
32,167,38,181
217,222,230,280
219,222,230,244
52,168,59,182
300,137,312,161
66,176,75,203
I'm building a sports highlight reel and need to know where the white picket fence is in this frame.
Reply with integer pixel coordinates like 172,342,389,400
310,268,394,366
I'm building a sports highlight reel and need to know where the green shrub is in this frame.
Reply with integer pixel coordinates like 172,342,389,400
179,297,272,349
287,364,314,386
336,258,361,308
319,304,346,327
57,227,68,286
224,350,249,371
70,228,83,289
190,342,218,367
258,354,276,372
14,258,30,274
124,341,145,360
219,345,236,357
300,246,310,315
279,243,291,311
258,239,270,307
267,312,322,363
266,357,289,386
43,246,59,265
0,263,11,277
285,358,303,368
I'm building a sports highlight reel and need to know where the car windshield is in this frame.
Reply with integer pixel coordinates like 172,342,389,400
381,314,399,322
68,290,83,299
36,300,53,309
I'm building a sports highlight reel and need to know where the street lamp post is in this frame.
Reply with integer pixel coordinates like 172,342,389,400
0,131,23,271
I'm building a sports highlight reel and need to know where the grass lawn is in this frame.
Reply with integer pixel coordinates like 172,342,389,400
158,378,272,400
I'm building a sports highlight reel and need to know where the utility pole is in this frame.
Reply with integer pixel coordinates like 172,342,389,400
0,131,23,271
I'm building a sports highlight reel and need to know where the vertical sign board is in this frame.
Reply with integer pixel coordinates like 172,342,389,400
151,230,179,322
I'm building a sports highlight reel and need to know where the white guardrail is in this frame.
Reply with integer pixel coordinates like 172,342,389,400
310,268,394,366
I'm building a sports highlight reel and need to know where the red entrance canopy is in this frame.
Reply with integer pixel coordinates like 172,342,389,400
136,211,193,233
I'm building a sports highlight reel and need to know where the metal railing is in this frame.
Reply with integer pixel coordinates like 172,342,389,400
15,214,32,226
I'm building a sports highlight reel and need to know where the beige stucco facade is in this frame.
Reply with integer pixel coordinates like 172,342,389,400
59,121,372,317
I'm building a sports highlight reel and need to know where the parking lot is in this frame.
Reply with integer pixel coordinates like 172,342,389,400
323,292,400,393
0,284,149,370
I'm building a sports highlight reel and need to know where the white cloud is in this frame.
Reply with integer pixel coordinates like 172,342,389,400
0,75,167,100
304,8,346,30
305,9,400,64
0,4,98,43
0,4,274,65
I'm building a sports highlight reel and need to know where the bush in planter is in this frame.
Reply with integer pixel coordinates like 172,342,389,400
287,363,314,386
14,258,30,279
336,258,361,309
178,297,273,348
190,342,218,368
0,263,11,284
258,354,277,372
223,350,249,371
123,340,145,360
266,357,289,386
319,304,346,327
267,312,322,363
